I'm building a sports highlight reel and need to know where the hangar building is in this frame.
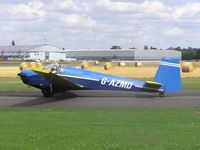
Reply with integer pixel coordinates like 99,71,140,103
66,49,181,60
0,45,182,61
0,44,65,61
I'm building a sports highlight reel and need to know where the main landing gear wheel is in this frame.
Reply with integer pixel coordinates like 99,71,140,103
159,92,165,97
41,88,53,97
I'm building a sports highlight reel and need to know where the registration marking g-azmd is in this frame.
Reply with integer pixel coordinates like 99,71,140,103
101,78,133,89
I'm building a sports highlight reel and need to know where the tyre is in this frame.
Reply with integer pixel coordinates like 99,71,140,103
159,92,164,97
41,88,53,97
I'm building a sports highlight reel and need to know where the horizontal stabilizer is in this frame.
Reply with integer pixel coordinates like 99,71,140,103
144,81,162,89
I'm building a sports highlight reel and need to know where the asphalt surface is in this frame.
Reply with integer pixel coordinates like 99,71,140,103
0,90,199,108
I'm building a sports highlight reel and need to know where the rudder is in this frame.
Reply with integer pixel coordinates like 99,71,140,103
154,58,182,93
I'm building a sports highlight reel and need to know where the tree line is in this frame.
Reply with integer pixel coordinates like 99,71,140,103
110,45,200,60
174,47,200,60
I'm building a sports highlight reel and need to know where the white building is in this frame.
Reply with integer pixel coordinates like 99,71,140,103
0,44,66,61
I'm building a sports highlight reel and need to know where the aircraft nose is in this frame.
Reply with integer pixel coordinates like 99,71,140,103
18,70,38,77
18,70,39,84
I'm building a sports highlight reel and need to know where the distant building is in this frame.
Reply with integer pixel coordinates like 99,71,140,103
0,44,65,61
66,49,182,61
0,45,182,61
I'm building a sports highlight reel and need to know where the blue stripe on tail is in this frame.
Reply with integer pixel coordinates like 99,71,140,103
154,58,182,93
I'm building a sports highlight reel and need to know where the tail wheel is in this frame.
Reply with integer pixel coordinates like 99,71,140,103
159,92,165,97
41,88,53,97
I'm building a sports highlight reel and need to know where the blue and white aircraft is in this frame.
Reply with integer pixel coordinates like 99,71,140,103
18,58,182,97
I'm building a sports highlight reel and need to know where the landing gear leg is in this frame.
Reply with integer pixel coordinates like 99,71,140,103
41,88,53,97
159,92,165,97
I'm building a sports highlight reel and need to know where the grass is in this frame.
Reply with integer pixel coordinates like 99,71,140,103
0,62,199,150
0,77,199,91
182,78,200,89
0,108,199,150
0,77,38,91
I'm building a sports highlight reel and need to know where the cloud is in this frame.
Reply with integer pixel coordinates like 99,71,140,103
56,13,96,27
54,0,81,11
0,0,200,49
172,2,200,20
51,0,91,13
96,0,200,21
9,0,46,19
96,0,170,18
165,27,184,37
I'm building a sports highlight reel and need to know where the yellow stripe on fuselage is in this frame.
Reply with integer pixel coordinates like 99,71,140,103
30,68,49,74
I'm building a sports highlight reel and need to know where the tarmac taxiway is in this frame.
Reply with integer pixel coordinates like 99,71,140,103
0,90,199,108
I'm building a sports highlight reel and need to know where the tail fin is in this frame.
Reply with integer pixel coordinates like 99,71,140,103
154,58,182,93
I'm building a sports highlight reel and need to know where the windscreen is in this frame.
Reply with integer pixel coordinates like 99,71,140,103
43,64,63,74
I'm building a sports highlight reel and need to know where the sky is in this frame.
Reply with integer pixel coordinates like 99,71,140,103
0,0,200,49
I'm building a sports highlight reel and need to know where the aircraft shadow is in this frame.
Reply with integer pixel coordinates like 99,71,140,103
68,90,159,98
13,91,160,107
13,92,77,107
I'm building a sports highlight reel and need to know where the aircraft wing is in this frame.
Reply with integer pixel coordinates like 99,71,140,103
30,68,83,93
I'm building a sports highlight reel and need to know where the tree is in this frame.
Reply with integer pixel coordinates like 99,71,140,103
111,45,121,49
150,46,157,50
129,47,136,49
182,52,194,60
167,47,175,50
196,50,200,59
175,46,181,51
144,45,148,50
11,40,15,46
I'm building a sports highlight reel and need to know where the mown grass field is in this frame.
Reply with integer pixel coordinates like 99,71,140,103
0,77,39,91
181,78,200,89
0,66,199,150
0,108,200,150
0,77,199,91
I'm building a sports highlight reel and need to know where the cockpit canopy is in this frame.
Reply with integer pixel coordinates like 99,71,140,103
44,64,63,74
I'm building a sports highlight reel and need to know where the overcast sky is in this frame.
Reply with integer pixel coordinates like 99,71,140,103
0,0,200,49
